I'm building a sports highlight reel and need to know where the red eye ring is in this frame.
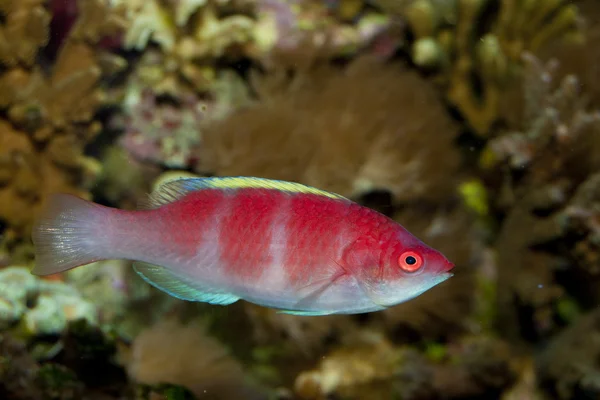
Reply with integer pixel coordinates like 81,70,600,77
398,251,423,272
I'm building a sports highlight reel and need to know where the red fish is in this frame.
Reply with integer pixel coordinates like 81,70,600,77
31,177,454,315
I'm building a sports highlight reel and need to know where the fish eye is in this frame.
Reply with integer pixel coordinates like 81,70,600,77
398,251,423,272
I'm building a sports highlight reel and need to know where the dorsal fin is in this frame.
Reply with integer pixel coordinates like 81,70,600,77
140,176,348,209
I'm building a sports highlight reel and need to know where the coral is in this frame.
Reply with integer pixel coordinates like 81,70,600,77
1,322,132,400
126,318,265,400
114,0,393,170
533,0,600,111
294,330,404,399
118,86,208,168
35,363,85,399
113,0,265,97
0,265,39,329
395,0,584,136
432,335,517,398
0,0,49,67
199,55,462,203
560,172,600,290
0,334,45,400
63,260,132,325
116,0,392,63
481,53,600,342
116,67,252,168
0,266,98,335
536,308,600,399
489,53,600,170
0,0,127,257
9,2,600,398
118,0,255,55
293,332,516,399
252,0,394,66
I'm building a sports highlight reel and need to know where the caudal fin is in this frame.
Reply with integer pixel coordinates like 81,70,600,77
31,194,107,276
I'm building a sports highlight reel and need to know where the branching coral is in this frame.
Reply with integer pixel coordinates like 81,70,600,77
199,55,462,204
0,0,127,258
117,0,392,65
561,173,600,286
533,0,600,111
0,0,50,67
481,53,600,343
537,308,600,399
112,0,257,169
114,0,255,97
393,0,584,136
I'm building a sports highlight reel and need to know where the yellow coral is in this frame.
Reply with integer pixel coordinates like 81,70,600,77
0,0,49,67
0,0,125,259
119,0,254,54
400,0,584,136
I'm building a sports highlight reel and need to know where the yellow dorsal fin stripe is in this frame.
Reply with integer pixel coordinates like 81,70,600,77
141,176,347,209
204,177,347,199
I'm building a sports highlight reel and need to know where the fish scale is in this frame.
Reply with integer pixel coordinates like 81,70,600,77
155,189,224,258
217,189,284,282
283,195,351,286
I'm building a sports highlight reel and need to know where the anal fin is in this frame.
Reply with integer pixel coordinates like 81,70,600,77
133,262,239,305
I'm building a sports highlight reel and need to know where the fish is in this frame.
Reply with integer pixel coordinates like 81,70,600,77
31,176,454,316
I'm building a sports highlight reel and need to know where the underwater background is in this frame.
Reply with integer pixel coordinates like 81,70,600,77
1,0,600,399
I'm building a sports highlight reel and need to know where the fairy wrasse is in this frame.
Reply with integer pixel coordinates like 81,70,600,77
31,177,454,315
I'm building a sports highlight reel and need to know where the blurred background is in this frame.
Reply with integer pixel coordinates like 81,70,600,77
1,0,600,399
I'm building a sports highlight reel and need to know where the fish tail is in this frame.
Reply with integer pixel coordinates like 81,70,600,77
31,194,108,276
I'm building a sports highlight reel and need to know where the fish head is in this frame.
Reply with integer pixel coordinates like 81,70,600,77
353,234,455,309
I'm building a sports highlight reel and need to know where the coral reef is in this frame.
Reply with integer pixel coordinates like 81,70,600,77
0,321,131,400
480,52,600,343
6,1,600,399
386,0,584,136
116,0,392,64
294,331,516,399
118,85,209,168
115,0,393,170
0,266,97,335
199,54,462,203
537,308,600,399
0,0,127,259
